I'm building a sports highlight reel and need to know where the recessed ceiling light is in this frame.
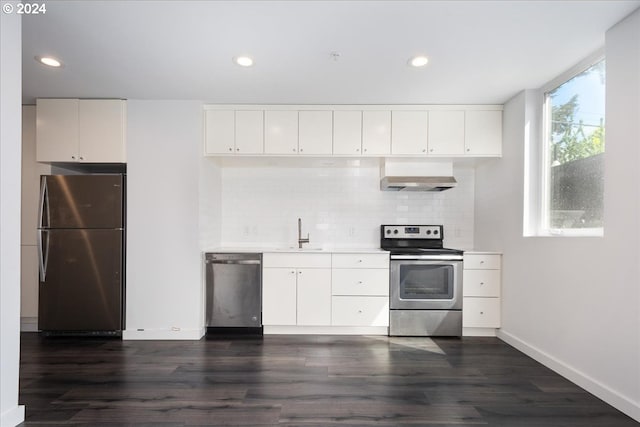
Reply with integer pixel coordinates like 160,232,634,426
408,55,429,68
234,56,254,67
35,56,63,68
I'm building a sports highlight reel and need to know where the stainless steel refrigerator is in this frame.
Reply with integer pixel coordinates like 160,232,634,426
37,174,125,334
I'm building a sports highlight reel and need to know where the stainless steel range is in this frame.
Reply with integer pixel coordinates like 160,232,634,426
382,225,463,337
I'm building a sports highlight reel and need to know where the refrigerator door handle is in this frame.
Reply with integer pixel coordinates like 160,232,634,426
38,176,49,228
37,229,49,282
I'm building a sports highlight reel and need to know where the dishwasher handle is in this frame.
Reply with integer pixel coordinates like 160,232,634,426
206,259,261,265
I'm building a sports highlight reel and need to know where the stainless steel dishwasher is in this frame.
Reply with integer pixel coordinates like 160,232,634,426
205,253,262,334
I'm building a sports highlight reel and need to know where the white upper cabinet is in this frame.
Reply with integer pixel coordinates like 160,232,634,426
427,110,465,155
298,110,333,155
203,105,502,158
391,111,428,155
265,110,299,154
333,111,363,155
37,99,126,163
465,110,502,156
77,100,127,162
36,99,79,162
235,110,264,154
205,110,264,155
204,110,235,154
362,111,391,155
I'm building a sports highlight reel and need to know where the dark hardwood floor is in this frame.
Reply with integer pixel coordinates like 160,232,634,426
18,333,638,426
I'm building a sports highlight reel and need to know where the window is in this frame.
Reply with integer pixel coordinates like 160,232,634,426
540,58,605,235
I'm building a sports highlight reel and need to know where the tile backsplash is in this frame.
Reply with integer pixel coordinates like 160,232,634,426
200,161,475,250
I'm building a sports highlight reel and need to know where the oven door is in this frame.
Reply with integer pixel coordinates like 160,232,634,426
390,259,462,310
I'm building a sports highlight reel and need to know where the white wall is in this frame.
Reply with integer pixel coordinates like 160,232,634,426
0,9,26,427
201,162,476,250
125,101,203,340
475,8,640,421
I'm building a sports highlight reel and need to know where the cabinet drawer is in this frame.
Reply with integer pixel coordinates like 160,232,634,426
263,252,331,268
464,254,501,270
463,297,500,328
332,269,389,296
331,296,389,326
463,270,501,297
332,253,389,269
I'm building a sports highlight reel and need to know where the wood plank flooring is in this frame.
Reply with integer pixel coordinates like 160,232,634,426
18,333,638,426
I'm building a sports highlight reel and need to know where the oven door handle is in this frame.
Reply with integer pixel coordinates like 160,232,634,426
390,254,463,261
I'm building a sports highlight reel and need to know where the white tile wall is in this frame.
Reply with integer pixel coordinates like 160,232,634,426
201,162,475,250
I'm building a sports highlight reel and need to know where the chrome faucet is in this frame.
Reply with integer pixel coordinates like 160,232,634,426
298,218,310,249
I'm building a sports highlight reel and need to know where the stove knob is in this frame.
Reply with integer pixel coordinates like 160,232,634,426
393,229,399,234
434,229,439,235
426,230,431,235
386,229,391,235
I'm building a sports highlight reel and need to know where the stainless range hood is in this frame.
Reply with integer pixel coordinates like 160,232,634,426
380,175,457,191
380,159,457,192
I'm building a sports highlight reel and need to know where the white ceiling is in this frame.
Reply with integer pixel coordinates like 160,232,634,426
21,0,640,105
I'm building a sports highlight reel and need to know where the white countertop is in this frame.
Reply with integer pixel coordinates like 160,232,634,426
465,250,502,255
203,247,389,254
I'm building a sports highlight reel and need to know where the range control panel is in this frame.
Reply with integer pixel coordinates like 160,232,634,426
381,225,443,239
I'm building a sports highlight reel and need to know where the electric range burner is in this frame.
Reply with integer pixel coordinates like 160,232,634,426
380,225,463,259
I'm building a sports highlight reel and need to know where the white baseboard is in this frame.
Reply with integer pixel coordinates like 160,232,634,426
497,329,640,423
20,317,38,332
1,404,25,427
463,327,497,337
264,326,389,335
122,327,205,340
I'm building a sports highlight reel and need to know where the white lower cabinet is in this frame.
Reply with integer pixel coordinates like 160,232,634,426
297,268,331,325
331,253,389,327
331,269,388,296
463,253,502,333
331,296,389,326
463,297,500,328
262,268,297,325
262,253,331,326
262,251,390,331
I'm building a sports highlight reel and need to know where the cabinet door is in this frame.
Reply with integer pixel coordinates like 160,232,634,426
78,100,126,162
331,296,389,326
464,254,501,270
331,253,389,269
265,110,298,154
262,268,297,325
205,110,235,154
463,297,501,328
36,98,79,162
296,268,331,326
465,110,502,156
391,111,428,155
463,270,501,297
427,110,464,155
299,111,332,155
235,110,264,154
362,111,391,155
331,269,389,296
333,111,362,155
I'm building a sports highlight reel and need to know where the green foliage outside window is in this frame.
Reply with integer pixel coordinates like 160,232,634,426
549,60,605,165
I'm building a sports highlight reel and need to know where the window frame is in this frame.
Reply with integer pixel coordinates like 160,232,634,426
535,50,605,238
